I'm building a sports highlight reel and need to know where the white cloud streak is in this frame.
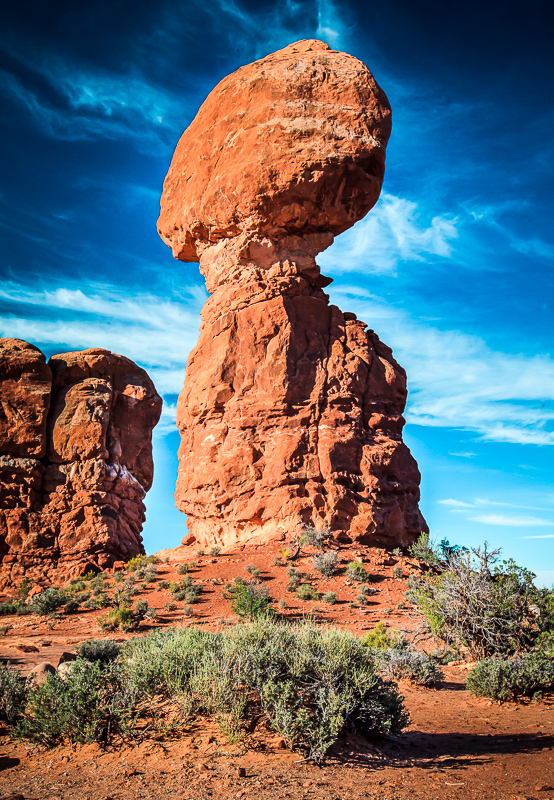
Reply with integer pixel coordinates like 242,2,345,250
332,285,554,446
319,193,458,275
0,280,205,397
0,61,183,149
469,514,554,527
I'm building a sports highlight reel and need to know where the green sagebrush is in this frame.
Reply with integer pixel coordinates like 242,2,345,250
121,618,408,763
466,652,554,701
15,660,139,746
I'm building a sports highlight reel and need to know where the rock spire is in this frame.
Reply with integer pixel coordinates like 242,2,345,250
158,40,427,549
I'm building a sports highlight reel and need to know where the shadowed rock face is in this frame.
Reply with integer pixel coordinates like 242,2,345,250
0,341,162,589
159,39,427,549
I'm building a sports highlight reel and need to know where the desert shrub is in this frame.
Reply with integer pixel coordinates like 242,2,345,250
245,564,261,578
64,599,80,614
322,592,337,605
286,566,302,591
278,547,291,561
32,588,67,616
392,547,403,557
298,524,331,550
125,555,156,572
98,607,134,633
361,622,400,650
17,578,33,600
466,653,554,701
122,618,409,763
0,601,18,616
346,562,368,582
0,663,27,723
195,548,205,557
15,660,138,745
209,546,222,557
356,594,368,606
134,600,149,619
429,646,459,664
159,580,169,590
278,599,286,609
407,545,553,658
84,598,98,610
177,563,190,575
272,556,282,567
312,551,339,578
296,584,319,602
95,592,111,608
77,639,120,663
392,565,403,579
370,645,443,687
408,532,440,565
165,602,176,611
224,579,274,619
143,566,158,582
183,605,193,616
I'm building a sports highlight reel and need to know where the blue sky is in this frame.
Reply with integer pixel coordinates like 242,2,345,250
1,0,553,583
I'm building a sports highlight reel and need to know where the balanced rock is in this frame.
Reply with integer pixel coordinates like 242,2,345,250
159,40,427,549
0,341,162,589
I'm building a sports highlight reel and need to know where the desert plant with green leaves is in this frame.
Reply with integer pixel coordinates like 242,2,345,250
466,653,554,701
76,639,121,663
0,662,27,723
121,618,408,762
296,584,320,602
312,551,339,578
346,562,368,582
407,544,554,658
223,579,274,619
15,660,139,746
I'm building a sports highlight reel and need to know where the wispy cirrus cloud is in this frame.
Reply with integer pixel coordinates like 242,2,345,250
330,285,554,446
0,279,205,397
0,60,184,150
3,273,554,448
319,192,458,275
469,514,554,527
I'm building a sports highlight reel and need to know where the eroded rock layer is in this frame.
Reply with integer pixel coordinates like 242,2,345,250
0,340,162,589
159,40,427,549
176,240,426,549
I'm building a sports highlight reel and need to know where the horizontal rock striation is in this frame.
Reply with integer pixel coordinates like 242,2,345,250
0,340,162,589
159,40,427,550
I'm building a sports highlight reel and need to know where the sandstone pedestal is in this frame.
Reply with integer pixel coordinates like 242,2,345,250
158,40,427,550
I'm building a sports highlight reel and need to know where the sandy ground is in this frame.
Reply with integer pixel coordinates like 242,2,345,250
1,542,553,800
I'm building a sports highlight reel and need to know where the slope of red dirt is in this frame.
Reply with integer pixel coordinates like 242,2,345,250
1,542,552,800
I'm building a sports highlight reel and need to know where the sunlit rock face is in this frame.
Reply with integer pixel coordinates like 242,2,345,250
159,39,427,550
0,340,162,589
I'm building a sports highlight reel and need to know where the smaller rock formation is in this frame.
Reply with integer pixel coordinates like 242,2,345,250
0,340,162,589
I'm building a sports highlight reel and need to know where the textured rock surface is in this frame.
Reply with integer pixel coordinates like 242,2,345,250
160,40,427,549
0,341,162,589
158,39,391,262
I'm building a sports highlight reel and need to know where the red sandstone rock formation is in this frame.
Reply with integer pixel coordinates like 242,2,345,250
159,40,427,549
0,341,161,589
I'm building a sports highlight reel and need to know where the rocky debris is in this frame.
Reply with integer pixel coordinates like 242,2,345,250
159,40,427,550
0,340,162,590
27,662,56,686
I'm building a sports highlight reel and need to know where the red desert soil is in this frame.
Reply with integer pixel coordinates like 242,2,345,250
1,541,553,800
